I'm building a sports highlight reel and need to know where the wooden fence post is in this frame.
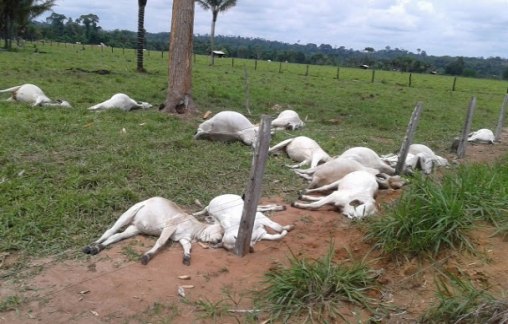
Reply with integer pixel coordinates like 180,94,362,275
456,97,477,159
279,61,282,73
235,116,272,257
409,73,412,87
395,102,424,175
494,94,508,141
336,66,340,80
452,77,457,91
371,69,376,83
243,66,251,116
254,59,257,70
232,58,235,67
305,64,309,76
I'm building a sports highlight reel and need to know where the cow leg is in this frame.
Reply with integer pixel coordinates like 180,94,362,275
292,194,338,210
261,230,288,241
83,225,140,255
259,217,294,233
304,179,341,194
286,160,309,169
140,225,176,265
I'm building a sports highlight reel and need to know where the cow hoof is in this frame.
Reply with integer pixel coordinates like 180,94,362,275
82,246,92,254
140,255,151,265
291,202,297,207
287,224,295,231
183,255,191,266
249,246,255,253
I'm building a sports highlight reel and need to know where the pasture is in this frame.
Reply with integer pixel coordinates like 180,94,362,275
1,43,508,322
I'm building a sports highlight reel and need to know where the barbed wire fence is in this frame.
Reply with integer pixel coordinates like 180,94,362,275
26,40,508,95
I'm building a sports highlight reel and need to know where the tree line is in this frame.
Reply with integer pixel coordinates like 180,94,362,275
2,5,508,80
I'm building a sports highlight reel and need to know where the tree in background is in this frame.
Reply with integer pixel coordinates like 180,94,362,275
0,0,55,49
161,0,197,114
196,0,237,65
76,14,100,43
137,0,148,72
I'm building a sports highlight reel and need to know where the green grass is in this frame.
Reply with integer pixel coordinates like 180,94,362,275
365,162,508,259
420,274,508,323
256,246,379,322
0,42,507,263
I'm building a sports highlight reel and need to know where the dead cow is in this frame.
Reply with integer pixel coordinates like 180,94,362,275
292,170,380,219
269,136,332,169
83,197,224,265
193,194,294,251
88,93,152,111
468,129,495,144
0,83,71,107
271,109,305,131
194,111,259,147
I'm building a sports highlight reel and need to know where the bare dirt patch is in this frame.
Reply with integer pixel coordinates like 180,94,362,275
1,130,507,323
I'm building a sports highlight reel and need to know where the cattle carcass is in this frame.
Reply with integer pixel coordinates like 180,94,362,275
296,157,404,193
83,197,224,265
193,194,294,251
292,170,379,219
294,147,399,190
271,110,305,131
269,136,332,168
0,83,72,107
382,144,449,174
468,129,495,144
88,93,152,111
338,147,395,175
194,111,259,147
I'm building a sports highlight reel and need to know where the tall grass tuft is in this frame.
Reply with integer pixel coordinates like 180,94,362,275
420,274,508,323
257,245,379,322
366,161,508,258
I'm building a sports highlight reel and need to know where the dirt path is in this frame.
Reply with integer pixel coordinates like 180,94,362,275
1,130,507,323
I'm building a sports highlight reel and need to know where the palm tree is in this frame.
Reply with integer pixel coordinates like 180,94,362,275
161,0,197,114
1,0,55,49
137,0,148,72
195,0,237,65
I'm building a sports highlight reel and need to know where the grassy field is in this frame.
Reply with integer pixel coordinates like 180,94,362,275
1,41,507,260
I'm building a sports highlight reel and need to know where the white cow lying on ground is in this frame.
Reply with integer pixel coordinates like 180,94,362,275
271,109,305,131
382,144,449,175
0,83,72,107
294,147,398,188
269,136,332,168
194,111,259,148
292,170,379,219
338,147,395,175
468,128,495,144
193,194,294,251
83,197,224,266
88,93,152,111
295,157,404,192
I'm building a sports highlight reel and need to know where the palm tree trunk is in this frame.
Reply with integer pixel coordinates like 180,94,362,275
161,0,197,114
210,11,218,65
136,2,146,72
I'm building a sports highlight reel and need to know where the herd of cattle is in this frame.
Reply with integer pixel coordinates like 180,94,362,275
1,83,497,265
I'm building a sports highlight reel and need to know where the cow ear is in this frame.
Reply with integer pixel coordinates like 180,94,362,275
349,199,364,207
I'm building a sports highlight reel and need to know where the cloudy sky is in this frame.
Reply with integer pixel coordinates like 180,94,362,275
42,0,508,58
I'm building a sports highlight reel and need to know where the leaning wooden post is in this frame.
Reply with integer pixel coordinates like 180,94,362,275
371,69,376,83
395,102,424,175
452,77,457,91
494,94,508,142
235,116,272,257
456,96,477,159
